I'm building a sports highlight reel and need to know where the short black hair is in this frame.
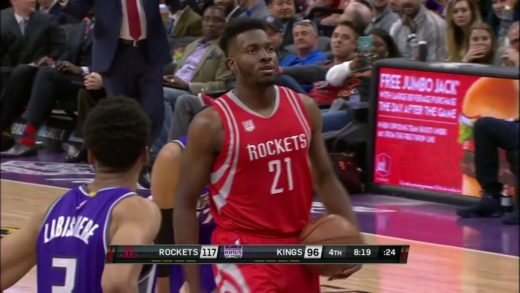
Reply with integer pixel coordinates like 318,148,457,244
83,97,150,171
203,4,226,16
219,18,268,57
336,20,363,38
367,28,401,58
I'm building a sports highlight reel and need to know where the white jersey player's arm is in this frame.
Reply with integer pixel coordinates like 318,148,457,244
102,196,161,293
0,205,46,289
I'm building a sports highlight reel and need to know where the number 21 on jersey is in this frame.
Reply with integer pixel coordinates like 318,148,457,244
268,158,293,195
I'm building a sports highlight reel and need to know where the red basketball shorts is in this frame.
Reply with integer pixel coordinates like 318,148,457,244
211,228,320,293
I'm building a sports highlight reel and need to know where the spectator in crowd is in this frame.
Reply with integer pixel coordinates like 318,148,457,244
390,0,446,61
445,0,482,61
38,0,81,24
425,0,445,15
268,0,300,46
366,0,399,33
326,28,400,89
388,0,401,15
488,0,518,42
280,20,327,67
321,0,373,31
241,0,271,18
501,21,519,66
264,15,292,59
64,72,106,163
305,0,343,15
279,21,360,106
461,22,497,64
456,117,519,225
61,0,172,144
215,0,247,21
166,1,203,41
325,28,400,131
0,0,68,151
2,10,95,157
154,5,232,156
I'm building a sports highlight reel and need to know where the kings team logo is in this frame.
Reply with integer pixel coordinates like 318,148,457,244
223,245,243,259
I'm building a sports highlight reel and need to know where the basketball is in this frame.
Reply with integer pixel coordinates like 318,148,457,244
300,214,363,276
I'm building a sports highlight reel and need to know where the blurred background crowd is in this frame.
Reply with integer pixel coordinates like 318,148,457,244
0,0,518,221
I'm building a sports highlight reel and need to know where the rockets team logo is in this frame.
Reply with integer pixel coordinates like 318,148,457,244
376,153,392,177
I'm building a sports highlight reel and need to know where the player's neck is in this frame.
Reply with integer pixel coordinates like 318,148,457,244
88,168,140,193
234,84,276,109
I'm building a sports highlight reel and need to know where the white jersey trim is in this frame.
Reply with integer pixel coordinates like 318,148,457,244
284,87,312,140
138,264,156,293
227,86,280,119
211,98,241,212
102,192,140,255
211,95,236,183
216,263,251,293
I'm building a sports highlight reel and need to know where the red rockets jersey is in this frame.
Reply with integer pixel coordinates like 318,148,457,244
209,86,314,237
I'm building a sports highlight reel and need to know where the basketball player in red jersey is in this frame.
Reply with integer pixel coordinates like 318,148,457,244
174,18,361,292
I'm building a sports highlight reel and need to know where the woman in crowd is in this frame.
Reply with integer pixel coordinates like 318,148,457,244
462,22,498,64
445,0,482,61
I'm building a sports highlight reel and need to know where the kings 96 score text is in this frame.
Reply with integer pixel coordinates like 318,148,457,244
106,245,409,264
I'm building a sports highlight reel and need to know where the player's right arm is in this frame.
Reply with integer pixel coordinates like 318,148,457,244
101,196,161,293
174,107,223,293
0,206,47,289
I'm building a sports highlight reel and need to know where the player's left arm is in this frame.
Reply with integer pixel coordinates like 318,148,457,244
0,206,47,289
101,196,161,293
300,94,358,227
302,94,362,280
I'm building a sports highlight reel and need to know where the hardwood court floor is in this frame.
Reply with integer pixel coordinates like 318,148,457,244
2,179,519,293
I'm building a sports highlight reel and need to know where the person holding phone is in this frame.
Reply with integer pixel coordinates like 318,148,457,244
326,29,400,88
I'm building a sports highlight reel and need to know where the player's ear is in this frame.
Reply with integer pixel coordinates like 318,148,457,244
142,147,150,164
226,57,236,73
87,150,96,165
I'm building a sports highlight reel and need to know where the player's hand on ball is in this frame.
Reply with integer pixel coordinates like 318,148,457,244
328,264,362,281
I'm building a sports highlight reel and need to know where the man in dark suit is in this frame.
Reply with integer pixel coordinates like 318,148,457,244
38,0,81,24
63,0,172,142
2,12,95,157
0,0,68,151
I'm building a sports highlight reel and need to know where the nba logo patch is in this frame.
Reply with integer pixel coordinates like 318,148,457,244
242,120,255,132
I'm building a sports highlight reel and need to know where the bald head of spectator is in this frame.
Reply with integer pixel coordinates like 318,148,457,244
341,1,373,32
399,0,422,19
292,20,319,58
11,0,36,17
268,0,296,22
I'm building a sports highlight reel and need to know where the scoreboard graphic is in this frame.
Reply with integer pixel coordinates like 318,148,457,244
106,245,410,264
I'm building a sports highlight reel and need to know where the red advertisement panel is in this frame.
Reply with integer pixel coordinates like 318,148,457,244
373,68,519,196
